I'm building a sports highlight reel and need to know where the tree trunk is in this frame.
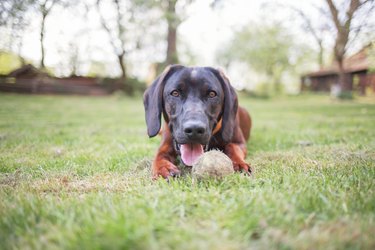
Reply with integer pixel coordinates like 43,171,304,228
333,32,350,92
118,53,126,80
318,40,324,68
336,59,347,91
325,0,362,97
166,25,178,65
165,0,179,65
40,13,47,69
118,53,133,95
335,56,354,98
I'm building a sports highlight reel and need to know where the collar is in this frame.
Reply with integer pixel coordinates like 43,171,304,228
212,118,222,135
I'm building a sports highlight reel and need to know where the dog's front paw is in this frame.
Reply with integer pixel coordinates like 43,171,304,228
233,161,253,176
152,159,181,180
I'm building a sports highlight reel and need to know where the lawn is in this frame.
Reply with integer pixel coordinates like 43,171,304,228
0,93,374,249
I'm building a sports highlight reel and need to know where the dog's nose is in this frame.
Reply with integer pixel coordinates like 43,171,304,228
183,121,206,139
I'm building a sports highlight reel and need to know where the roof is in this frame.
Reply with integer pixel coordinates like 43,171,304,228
303,44,374,77
8,64,48,78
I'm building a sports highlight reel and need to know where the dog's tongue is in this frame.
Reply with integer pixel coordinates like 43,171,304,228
180,144,204,166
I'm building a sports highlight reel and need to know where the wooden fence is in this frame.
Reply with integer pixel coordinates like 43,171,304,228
0,77,118,95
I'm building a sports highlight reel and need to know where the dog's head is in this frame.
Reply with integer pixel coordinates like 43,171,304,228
143,65,238,166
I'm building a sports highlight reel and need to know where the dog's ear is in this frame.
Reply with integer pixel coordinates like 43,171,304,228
207,67,238,143
143,64,184,137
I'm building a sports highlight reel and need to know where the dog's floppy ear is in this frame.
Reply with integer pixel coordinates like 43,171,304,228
207,67,238,143
143,64,184,137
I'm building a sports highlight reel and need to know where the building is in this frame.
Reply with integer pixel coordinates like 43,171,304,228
0,64,121,95
301,45,375,95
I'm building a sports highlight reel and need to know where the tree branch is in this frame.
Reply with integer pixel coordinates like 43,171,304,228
344,0,361,30
326,0,341,31
96,0,120,56
114,0,126,56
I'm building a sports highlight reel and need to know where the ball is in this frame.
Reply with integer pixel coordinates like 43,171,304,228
192,150,234,179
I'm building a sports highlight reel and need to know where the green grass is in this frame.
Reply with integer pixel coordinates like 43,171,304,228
0,93,374,250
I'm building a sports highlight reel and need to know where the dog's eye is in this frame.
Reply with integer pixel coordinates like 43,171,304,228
208,91,217,98
171,90,180,97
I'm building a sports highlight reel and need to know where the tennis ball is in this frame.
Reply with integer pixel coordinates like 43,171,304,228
192,150,234,179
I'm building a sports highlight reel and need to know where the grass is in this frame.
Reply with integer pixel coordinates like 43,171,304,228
0,93,374,250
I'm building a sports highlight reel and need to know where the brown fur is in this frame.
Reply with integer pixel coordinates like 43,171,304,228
144,65,252,179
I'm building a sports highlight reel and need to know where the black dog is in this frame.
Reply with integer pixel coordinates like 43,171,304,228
144,65,252,179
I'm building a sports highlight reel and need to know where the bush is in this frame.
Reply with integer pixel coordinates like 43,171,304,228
338,91,354,100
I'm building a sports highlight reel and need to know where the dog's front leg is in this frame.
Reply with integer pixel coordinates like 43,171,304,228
152,124,180,179
224,143,252,175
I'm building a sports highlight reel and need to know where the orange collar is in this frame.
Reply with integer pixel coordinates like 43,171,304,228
212,118,222,135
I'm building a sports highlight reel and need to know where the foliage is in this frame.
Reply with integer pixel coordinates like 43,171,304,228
0,0,36,65
0,50,22,74
125,76,146,94
325,0,375,95
220,23,310,95
87,60,108,78
0,93,374,249
0,0,35,27
134,0,195,65
337,90,354,100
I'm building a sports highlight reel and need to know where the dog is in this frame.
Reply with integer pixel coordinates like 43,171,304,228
143,65,252,179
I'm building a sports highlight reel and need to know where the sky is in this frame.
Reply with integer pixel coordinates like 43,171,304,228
13,0,271,75
1,0,373,90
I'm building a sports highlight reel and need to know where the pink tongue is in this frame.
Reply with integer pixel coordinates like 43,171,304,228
180,144,204,166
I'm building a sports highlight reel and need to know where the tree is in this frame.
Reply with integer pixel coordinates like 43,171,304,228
275,0,374,96
163,0,196,65
38,0,59,70
220,23,302,94
325,0,374,94
165,0,179,65
136,0,194,68
286,5,328,68
96,0,130,82
0,0,36,65
143,0,189,65
1,0,70,71
67,42,79,76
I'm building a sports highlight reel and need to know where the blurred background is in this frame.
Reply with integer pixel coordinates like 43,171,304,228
0,0,374,98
